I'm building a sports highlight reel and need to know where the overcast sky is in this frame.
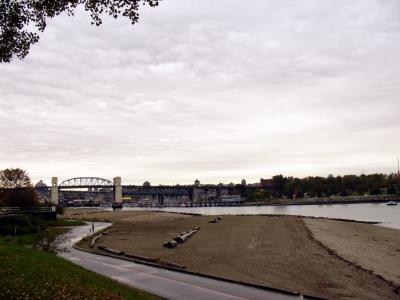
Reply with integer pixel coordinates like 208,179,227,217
1,0,400,185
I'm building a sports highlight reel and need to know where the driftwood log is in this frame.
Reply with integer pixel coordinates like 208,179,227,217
163,227,200,248
209,216,222,223
163,240,178,248
174,227,200,243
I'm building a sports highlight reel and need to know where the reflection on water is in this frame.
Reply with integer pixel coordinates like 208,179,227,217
122,203,400,230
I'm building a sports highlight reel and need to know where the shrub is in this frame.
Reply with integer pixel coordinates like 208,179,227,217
0,215,41,236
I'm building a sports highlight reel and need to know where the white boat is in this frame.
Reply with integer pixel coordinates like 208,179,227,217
386,201,397,206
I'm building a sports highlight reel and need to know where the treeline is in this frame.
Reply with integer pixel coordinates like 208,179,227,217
247,174,400,200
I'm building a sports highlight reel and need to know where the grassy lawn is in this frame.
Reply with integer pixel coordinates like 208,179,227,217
0,236,163,300
45,218,86,227
0,215,163,300
13,226,68,246
0,216,86,246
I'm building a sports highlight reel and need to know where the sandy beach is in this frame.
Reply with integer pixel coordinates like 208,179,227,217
305,218,400,285
65,209,400,299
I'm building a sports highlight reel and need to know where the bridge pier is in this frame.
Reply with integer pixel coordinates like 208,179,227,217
51,177,59,204
112,177,123,209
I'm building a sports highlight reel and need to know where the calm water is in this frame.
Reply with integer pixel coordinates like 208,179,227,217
122,203,400,230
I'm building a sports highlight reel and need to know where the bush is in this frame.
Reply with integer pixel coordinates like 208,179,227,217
0,215,41,236
0,188,38,208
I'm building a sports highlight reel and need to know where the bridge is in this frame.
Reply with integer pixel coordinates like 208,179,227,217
59,177,114,188
45,177,122,209
36,177,251,207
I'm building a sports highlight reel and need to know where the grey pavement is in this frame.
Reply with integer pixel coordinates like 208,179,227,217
58,223,305,300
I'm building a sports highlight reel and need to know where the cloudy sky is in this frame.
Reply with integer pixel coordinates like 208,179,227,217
1,0,400,185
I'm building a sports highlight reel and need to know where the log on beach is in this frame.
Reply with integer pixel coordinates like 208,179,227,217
174,227,200,243
163,240,178,248
209,216,222,223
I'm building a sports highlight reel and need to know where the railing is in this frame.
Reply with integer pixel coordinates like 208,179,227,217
0,206,56,216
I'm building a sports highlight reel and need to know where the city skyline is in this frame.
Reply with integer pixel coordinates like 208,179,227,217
1,0,400,184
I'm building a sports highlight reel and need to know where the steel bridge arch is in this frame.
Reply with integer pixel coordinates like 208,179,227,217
59,177,114,187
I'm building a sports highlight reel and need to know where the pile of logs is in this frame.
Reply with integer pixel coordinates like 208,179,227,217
163,227,200,248
208,216,222,223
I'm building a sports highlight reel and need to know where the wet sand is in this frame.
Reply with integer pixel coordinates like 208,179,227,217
65,209,399,299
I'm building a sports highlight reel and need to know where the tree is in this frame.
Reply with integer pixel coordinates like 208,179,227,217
0,168,38,208
271,175,287,197
0,0,160,63
0,168,32,188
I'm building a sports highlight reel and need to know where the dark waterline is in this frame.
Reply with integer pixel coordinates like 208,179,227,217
117,203,400,230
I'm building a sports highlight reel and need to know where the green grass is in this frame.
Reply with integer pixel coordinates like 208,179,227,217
0,215,86,236
0,238,163,300
13,227,68,246
45,218,86,227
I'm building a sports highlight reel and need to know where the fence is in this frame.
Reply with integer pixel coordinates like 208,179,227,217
0,206,57,220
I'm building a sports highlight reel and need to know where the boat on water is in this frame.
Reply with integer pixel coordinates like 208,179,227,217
386,201,398,206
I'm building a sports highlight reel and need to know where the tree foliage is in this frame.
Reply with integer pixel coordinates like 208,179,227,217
0,168,32,188
251,173,400,200
0,168,38,208
0,0,160,62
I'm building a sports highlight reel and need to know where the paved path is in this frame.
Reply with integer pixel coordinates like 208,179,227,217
58,223,305,300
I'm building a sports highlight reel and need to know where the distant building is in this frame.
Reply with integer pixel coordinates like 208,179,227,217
35,180,49,203
35,180,47,189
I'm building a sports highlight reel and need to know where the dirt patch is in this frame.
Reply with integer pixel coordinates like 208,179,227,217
72,209,399,299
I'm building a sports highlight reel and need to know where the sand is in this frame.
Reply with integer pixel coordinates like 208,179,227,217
66,209,400,299
304,218,400,285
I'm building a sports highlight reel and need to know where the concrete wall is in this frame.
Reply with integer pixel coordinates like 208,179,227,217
113,177,122,203
51,177,59,204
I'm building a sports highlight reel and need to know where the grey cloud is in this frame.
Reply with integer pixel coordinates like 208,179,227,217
1,0,400,184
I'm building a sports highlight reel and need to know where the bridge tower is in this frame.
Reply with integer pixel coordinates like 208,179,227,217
113,177,122,209
51,177,59,204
